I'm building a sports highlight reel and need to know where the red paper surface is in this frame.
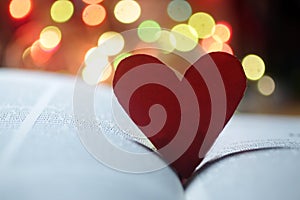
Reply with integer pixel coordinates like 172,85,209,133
113,52,246,180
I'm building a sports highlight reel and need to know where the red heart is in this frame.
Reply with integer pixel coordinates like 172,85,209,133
113,52,246,180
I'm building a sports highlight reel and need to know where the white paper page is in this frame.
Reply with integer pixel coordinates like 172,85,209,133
186,114,300,200
0,69,184,200
200,114,300,167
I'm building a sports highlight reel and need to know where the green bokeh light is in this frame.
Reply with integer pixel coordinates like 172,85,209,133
113,53,132,69
167,0,192,22
138,20,161,43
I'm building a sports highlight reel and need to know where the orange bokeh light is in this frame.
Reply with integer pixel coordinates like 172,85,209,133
82,4,106,26
201,34,234,55
82,0,104,4
213,22,232,43
30,41,53,66
222,43,234,55
201,37,216,52
9,0,32,19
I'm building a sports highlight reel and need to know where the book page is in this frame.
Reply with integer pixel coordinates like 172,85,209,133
0,69,185,200
186,114,300,200
199,114,300,168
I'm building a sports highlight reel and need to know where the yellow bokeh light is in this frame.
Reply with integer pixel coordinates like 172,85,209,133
82,4,106,26
242,54,265,81
85,47,109,68
84,47,98,63
83,47,109,85
213,23,231,43
138,20,161,43
39,26,62,50
98,31,125,56
114,0,141,24
9,0,32,19
100,64,113,82
171,24,198,52
82,0,104,4
258,75,275,96
113,53,132,69
201,37,233,55
82,62,109,85
22,47,31,62
188,12,215,39
167,0,192,22
156,30,176,53
82,65,110,85
51,0,74,23
208,41,223,52
82,67,100,85
84,47,97,61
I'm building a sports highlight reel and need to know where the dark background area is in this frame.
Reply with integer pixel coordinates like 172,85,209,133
0,0,299,114
233,0,300,100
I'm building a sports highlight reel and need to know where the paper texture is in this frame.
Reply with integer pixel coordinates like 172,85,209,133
1,69,299,200
199,114,300,168
0,69,184,200
186,114,300,200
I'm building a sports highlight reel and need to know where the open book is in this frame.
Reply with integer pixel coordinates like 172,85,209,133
0,69,300,200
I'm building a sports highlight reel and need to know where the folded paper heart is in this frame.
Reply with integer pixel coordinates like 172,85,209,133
113,52,246,180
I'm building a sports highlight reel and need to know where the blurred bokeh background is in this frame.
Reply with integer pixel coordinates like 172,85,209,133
0,0,299,115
